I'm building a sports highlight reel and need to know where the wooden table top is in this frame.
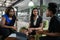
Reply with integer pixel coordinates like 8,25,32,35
5,37,17,40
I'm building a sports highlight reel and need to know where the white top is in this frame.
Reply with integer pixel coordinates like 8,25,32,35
34,16,39,26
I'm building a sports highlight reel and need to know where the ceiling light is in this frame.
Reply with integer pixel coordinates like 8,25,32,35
28,0,34,7
14,8,17,11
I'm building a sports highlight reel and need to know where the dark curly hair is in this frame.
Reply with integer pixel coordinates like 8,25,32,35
5,7,16,21
5,7,15,16
47,3,57,14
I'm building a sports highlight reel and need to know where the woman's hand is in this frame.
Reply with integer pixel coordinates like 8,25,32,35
28,28,35,33
24,30,28,36
34,28,43,31
34,28,40,30
11,26,17,31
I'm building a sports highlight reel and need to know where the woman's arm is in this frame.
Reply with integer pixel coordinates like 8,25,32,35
45,32,60,36
34,23,43,31
1,17,16,30
42,30,60,36
28,23,35,33
1,17,13,28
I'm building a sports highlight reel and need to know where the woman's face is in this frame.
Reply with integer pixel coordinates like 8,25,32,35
9,9,15,17
33,9,38,16
46,9,52,17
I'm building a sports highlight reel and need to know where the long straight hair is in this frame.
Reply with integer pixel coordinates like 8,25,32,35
30,8,39,22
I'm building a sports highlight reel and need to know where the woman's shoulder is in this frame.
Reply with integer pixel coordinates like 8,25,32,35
52,16,58,20
51,16,60,23
2,14,8,20
2,14,7,17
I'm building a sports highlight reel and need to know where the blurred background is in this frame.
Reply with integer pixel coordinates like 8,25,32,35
0,0,60,40
0,0,60,32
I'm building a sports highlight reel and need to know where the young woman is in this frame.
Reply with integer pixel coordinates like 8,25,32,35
0,7,17,40
40,3,60,40
28,8,43,36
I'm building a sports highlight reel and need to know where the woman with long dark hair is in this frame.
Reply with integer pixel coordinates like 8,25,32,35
0,7,17,40
28,8,43,37
40,3,60,40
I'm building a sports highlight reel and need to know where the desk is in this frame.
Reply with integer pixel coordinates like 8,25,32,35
5,33,27,40
5,37,17,40
5,33,16,40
